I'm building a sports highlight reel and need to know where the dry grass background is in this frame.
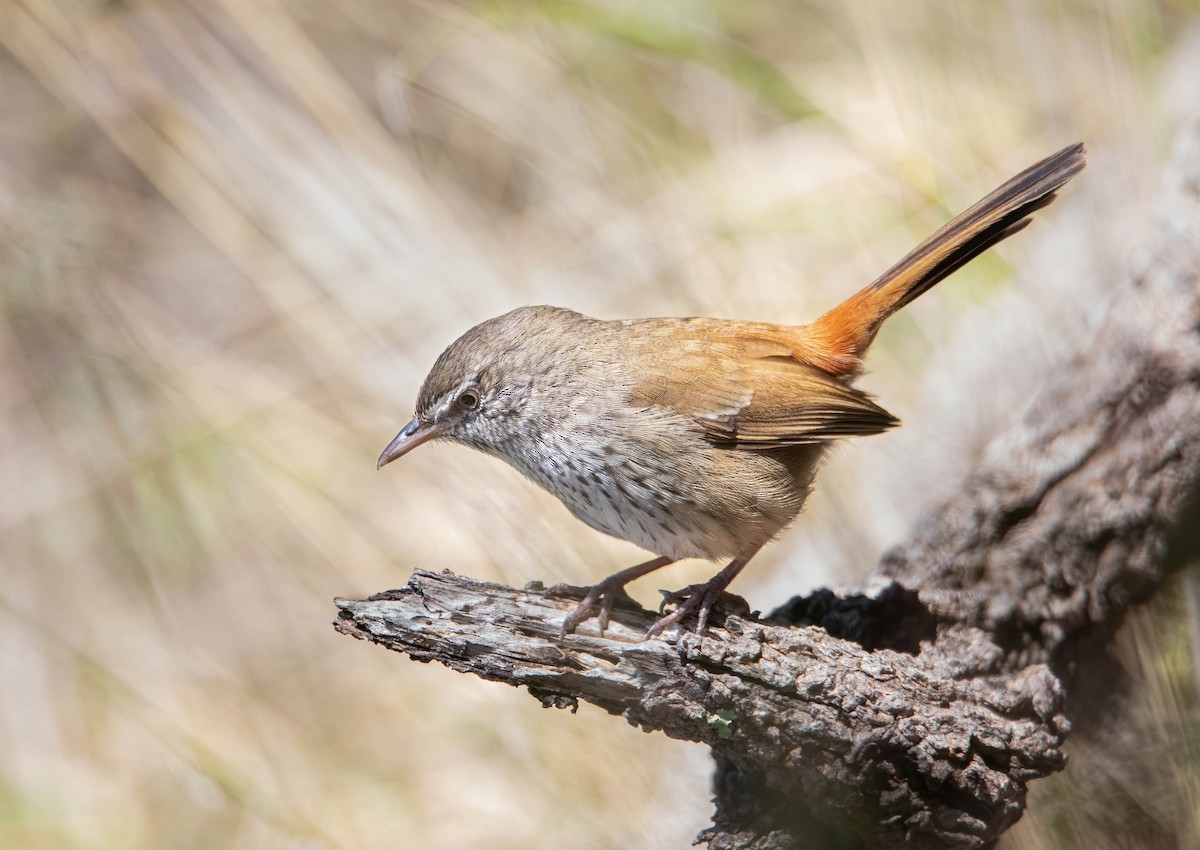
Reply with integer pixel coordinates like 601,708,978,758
1,1,1198,848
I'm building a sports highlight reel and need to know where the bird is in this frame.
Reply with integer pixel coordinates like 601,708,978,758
378,143,1086,639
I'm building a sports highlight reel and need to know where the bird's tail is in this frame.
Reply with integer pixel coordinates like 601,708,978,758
802,143,1086,376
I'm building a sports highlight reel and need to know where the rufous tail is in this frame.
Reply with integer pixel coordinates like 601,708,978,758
804,143,1086,376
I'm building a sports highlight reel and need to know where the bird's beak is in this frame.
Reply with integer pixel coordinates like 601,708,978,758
377,417,446,469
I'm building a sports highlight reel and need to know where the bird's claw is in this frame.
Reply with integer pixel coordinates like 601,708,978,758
648,582,725,638
560,581,632,637
657,584,697,614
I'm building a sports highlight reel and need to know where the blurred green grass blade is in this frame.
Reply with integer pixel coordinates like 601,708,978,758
478,0,822,121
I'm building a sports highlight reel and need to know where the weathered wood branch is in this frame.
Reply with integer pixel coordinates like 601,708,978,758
335,123,1200,850
337,573,1065,847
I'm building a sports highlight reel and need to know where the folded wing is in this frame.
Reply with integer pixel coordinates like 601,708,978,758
624,319,897,448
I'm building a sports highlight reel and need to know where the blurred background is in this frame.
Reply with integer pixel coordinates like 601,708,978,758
2,1,1199,848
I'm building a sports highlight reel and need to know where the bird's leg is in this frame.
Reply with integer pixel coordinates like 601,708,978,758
646,553,757,638
560,556,675,637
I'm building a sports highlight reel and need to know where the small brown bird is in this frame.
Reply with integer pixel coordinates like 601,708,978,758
379,143,1085,638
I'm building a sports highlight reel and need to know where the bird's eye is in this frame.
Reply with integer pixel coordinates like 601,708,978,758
457,389,480,410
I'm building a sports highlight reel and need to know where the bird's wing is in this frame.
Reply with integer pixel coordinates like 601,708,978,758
623,319,898,448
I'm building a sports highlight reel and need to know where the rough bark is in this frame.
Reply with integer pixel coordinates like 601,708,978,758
335,123,1200,850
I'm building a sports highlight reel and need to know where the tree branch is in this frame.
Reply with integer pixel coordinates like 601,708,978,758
335,122,1200,850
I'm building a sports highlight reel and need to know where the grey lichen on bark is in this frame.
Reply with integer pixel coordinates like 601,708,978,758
335,121,1200,850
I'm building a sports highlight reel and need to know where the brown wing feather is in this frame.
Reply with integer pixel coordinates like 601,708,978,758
624,319,897,448
717,356,898,446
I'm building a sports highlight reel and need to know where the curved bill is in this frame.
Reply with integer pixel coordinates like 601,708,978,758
377,417,446,469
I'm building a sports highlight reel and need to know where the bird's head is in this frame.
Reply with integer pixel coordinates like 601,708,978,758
376,306,582,468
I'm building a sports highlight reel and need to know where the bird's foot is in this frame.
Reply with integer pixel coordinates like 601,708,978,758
646,555,754,638
647,582,728,638
560,578,635,637
558,555,676,637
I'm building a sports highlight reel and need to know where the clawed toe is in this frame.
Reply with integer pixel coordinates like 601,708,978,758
562,586,620,636
647,556,754,638
558,556,676,637
657,585,694,615
647,583,721,638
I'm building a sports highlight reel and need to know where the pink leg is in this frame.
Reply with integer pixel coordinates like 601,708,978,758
561,556,675,637
645,553,757,638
